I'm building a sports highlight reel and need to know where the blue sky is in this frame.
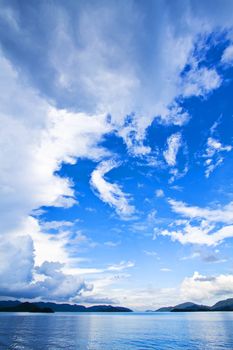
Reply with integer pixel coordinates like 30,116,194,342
0,0,233,310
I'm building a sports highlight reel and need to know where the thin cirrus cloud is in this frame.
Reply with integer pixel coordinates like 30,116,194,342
107,261,135,272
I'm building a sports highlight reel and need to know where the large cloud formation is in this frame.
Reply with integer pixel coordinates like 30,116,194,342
1,0,233,302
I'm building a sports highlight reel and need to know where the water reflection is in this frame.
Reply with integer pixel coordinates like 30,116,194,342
0,312,233,349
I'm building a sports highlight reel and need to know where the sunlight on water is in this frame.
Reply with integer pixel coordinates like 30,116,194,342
0,312,233,350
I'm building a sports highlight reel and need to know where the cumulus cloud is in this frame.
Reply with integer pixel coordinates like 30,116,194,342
0,51,112,235
0,236,91,301
90,160,135,217
163,132,182,166
1,0,233,304
0,50,114,300
181,271,233,302
1,1,231,156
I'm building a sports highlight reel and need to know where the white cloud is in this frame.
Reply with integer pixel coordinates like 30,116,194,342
182,67,221,97
169,164,188,183
2,1,230,156
155,189,164,198
158,103,190,126
181,271,233,303
107,261,135,272
0,51,115,300
147,210,157,222
159,199,233,246
1,0,233,304
161,222,233,246
205,137,232,156
203,137,232,177
104,241,121,247
0,235,90,301
180,252,201,260
143,250,158,257
0,51,111,235
90,160,135,217
221,44,233,64
163,132,182,166
168,199,233,224
41,220,75,230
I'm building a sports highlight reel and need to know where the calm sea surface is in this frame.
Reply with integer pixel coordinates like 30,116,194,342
0,312,233,349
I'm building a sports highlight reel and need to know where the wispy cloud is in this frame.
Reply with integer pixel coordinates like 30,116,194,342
104,241,121,247
160,267,172,272
143,250,159,258
155,189,164,198
107,261,135,272
168,199,233,224
182,66,221,97
90,160,135,217
203,137,232,177
163,132,182,167
159,199,233,246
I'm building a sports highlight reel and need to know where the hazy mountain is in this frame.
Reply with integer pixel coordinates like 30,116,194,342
156,306,173,312
171,302,210,312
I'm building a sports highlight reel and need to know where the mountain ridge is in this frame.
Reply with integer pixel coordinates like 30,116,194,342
155,298,233,312
0,300,132,313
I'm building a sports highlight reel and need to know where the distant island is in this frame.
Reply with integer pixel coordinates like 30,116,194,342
0,300,132,313
154,298,233,312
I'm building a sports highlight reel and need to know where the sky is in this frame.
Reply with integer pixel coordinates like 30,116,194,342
0,0,233,311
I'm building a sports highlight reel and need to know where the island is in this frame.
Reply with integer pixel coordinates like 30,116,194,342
154,298,233,312
0,300,132,313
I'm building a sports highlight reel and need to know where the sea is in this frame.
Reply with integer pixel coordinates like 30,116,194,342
0,312,233,349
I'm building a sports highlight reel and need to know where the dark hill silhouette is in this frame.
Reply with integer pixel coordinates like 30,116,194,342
155,298,233,312
0,300,132,313
0,302,53,313
211,298,233,311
